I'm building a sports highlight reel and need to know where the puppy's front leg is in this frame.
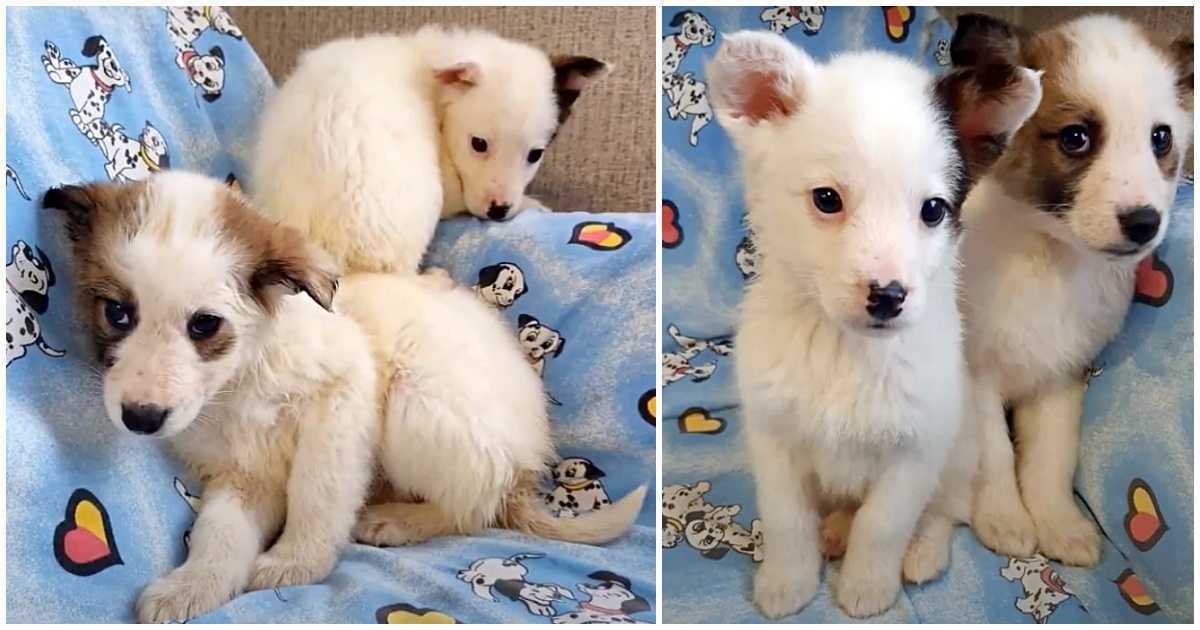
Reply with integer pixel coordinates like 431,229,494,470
137,479,284,623
1014,375,1100,566
247,393,375,590
746,426,821,619
836,455,937,618
970,376,1037,556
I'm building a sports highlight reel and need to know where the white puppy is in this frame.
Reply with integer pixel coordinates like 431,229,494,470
334,272,646,546
43,172,379,623
251,26,609,274
949,14,1193,566
708,31,1041,618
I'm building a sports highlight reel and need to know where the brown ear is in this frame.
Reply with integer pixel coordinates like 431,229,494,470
433,61,481,87
950,13,1029,67
1168,35,1193,110
935,63,1043,192
42,181,141,243
551,55,609,123
248,228,339,313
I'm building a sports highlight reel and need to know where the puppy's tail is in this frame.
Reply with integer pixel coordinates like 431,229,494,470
501,476,647,545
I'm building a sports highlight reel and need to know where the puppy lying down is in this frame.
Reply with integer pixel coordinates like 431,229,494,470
43,172,644,623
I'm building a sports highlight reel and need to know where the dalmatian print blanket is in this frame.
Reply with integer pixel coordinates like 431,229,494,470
7,6,654,623
661,5,1193,624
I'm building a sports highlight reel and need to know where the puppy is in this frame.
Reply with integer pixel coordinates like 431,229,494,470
251,26,609,274
333,272,646,548
41,37,132,138
552,571,652,624
7,240,65,365
86,119,171,183
458,553,575,617
708,31,1041,617
43,172,379,623
517,313,565,377
474,261,527,308
950,14,1193,566
546,457,611,517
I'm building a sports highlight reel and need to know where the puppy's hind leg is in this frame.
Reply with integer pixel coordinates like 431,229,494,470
970,376,1037,557
353,501,460,546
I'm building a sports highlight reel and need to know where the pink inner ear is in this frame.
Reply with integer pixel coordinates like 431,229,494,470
434,63,477,86
738,71,793,121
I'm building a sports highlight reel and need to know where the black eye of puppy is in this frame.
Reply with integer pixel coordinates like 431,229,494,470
470,136,488,153
1058,125,1091,156
812,187,843,214
103,299,135,331
187,313,223,340
527,148,544,164
920,198,948,227
1151,125,1172,157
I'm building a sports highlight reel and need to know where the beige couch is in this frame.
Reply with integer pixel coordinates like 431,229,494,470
230,6,655,213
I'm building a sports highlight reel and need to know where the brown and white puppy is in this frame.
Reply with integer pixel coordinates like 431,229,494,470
952,14,1192,566
43,172,379,622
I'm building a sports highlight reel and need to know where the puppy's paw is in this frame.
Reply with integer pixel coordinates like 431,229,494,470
752,559,819,619
136,569,233,624
973,486,1037,558
902,532,950,584
247,547,335,591
352,504,433,547
835,566,900,619
820,511,852,559
1033,506,1101,567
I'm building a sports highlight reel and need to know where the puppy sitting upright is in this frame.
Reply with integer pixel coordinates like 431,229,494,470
251,26,609,274
950,14,1193,566
708,32,1041,617
43,173,379,623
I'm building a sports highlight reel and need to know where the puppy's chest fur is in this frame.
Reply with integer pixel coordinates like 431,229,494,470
962,203,1136,398
738,278,963,496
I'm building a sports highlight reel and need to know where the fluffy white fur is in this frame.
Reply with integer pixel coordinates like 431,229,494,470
957,15,1193,566
44,172,379,623
251,26,608,274
334,272,646,546
709,31,1041,618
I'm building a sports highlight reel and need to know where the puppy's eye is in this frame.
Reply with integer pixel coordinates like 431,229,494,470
527,148,544,164
1058,125,1091,156
187,313,223,340
470,136,489,153
811,187,843,214
103,299,135,331
1151,125,1172,157
920,198,949,227
542,340,553,349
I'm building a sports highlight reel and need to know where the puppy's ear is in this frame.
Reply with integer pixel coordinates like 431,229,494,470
1167,35,1193,110
210,45,225,64
552,335,565,357
250,238,339,313
621,596,652,615
935,64,1043,191
202,92,220,103
701,547,730,560
551,55,610,124
669,11,690,28
81,35,104,57
950,13,1028,67
433,61,481,87
35,245,56,287
583,461,605,479
708,31,815,136
43,184,102,242
517,313,535,328
477,263,501,287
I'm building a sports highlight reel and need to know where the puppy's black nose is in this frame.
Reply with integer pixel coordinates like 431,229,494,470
121,403,169,435
1118,206,1161,245
487,203,512,221
866,280,906,321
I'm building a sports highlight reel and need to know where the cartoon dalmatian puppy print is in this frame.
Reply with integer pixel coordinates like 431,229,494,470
459,554,576,617
934,38,951,65
517,314,565,378
1001,555,1077,623
173,477,201,549
551,571,652,624
684,505,764,562
6,165,31,200
662,11,716,147
661,481,711,548
760,6,827,35
475,262,527,308
41,36,131,140
661,324,732,386
735,227,761,280
7,241,65,365
85,119,171,182
164,6,244,101
544,457,612,518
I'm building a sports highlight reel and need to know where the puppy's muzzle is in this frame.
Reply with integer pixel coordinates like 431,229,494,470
487,203,512,221
121,403,170,435
866,280,906,321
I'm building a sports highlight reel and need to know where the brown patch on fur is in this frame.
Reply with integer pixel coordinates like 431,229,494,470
982,28,1104,213
191,320,237,362
551,55,608,125
214,190,340,313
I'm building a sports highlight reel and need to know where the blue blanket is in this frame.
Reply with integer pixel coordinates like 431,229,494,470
661,5,1193,624
7,6,655,623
